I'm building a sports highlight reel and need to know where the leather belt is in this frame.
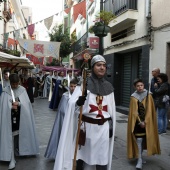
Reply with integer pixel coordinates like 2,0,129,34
81,115,111,125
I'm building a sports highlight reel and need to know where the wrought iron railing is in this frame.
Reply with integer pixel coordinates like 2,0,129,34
71,32,88,56
113,0,137,16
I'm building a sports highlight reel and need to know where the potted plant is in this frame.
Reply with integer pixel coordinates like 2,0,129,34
89,10,116,37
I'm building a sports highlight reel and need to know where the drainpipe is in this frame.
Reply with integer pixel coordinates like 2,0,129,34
146,0,153,49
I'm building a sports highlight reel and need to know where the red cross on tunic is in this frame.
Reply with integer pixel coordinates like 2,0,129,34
89,96,108,119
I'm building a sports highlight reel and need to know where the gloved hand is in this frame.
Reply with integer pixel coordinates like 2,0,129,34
76,96,86,106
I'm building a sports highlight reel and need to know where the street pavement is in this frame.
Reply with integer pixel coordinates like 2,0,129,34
0,98,170,170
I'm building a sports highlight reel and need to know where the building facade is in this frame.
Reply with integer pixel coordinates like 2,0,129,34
103,0,150,113
0,0,31,53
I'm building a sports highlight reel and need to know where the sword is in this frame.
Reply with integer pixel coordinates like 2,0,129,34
10,85,15,102
0,68,3,88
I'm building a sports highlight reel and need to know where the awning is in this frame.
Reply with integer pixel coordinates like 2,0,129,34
41,65,79,72
71,48,98,61
0,52,35,69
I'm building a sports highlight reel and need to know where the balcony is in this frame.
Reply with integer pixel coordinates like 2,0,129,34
3,8,12,22
113,0,137,16
110,0,138,34
71,32,88,57
71,32,98,60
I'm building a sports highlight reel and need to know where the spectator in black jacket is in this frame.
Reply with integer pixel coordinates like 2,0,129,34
153,73,169,134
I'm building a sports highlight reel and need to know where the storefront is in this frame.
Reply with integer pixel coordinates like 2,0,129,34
104,45,150,114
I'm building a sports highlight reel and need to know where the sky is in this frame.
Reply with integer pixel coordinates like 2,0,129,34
21,0,63,40
22,0,63,23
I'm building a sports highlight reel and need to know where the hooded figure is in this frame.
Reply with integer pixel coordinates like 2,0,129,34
0,74,39,169
53,55,116,170
45,79,78,159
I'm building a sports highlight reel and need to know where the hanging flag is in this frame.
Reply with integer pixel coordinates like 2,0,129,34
44,16,53,30
8,38,18,47
26,54,44,65
27,24,35,37
14,30,20,39
73,0,86,22
4,33,9,41
18,39,61,59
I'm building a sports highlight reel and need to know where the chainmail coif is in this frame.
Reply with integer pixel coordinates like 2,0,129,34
87,70,114,96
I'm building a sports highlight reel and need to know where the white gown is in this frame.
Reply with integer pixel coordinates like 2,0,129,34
53,86,116,170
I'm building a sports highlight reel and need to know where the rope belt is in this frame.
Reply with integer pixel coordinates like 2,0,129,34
81,115,111,125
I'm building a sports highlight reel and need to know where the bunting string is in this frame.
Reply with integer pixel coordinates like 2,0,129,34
1,0,89,39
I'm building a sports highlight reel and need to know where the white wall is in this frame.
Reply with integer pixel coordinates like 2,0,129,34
149,0,170,80
104,0,149,54
149,28,170,80
151,0,170,28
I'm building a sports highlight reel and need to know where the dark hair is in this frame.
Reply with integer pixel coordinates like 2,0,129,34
9,73,19,83
157,73,168,83
133,78,144,86
70,78,78,85
58,71,64,76
67,70,72,73
3,69,10,74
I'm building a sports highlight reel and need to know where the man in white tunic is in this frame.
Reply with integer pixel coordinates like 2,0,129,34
53,55,116,170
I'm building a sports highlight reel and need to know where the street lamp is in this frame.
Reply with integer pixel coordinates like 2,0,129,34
99,0,104,55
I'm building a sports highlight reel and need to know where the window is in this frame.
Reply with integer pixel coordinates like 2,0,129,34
111,25,135,42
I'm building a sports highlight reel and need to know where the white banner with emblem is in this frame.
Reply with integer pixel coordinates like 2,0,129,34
18,39,61,59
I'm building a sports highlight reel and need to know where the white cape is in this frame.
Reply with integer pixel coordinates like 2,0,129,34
53,86,116,170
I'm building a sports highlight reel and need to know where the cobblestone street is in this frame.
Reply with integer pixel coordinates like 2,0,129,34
0,98,170,170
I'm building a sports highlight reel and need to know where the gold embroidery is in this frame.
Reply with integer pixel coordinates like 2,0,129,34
98,104,103,111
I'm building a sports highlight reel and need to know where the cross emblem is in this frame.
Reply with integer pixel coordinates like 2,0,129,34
89,96,108,119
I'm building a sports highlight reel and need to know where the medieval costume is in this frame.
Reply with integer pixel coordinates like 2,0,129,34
49,76,67,110
127,89,161,169
21,74,34,103
49,79,62,110
3,78,10,88
52,74,58,90
45,91,70,159
43,74,53,98
53,55,116,170
37,73,45,97
0,85,39,168
0,83,2,95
